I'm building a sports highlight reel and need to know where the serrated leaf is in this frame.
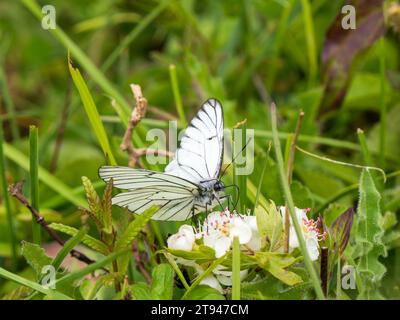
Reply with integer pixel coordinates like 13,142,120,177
49,223,109,255
115,206,158,251
355,169,387,299
150,264,174,300
81,176,104,229
21,241,52,277
101,177,113,233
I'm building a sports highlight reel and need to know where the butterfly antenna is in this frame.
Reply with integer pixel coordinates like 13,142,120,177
220,138,252,178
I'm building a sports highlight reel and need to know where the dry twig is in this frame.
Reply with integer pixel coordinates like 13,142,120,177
9,182,95,266
119,84,173,167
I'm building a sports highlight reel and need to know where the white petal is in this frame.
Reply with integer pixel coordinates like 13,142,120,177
214,236,232,258
167,234,193,251
200,275,223,293
247,231,262,251
306,237,320,261
230,218,252,244
213,267,249,286
179,225,196,243
289,226,300,249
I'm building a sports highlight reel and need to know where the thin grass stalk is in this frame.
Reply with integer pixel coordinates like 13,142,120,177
301,0,317,85
379,37,386,168
29,125,41,244
169,64,187,127
0,122,17,269
270,103,325,300
232,236,241,300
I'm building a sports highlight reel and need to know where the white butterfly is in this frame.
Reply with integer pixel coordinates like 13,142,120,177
99,98,225,221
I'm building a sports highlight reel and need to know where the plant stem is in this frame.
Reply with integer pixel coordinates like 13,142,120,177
169,64,187,127
0,123,18,270
357,128,373,166
379,37,386,168
320,246,328,297
270,102,325,300
29,125,41,244
284,111,304,253
301,0,317,86
232,236,241,300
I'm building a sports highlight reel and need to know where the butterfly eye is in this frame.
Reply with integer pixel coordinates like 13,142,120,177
214,181,225,191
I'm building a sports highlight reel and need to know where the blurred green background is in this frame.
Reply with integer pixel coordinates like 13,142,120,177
0,0,399,299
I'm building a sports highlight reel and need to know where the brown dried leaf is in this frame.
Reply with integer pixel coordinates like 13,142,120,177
319,0,385,114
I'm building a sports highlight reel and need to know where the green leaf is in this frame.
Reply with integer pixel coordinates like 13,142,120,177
0,267,72,300
241,269,312,300
255,201,283,251
101,177,113,233
183,285,225,300
81,176,103,230
56,248,130,287
21,241,52,276
254,252,302,286
68,56,117,165
355,169,387,299
150,264,174,300
49,223,109,255
52,228,87,271
165,245,216,264
115,206,158,251
132,283,153,300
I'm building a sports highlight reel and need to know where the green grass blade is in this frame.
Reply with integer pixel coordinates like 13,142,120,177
301,0,317,85
0,123,18,269
4,143,87,208
29,126,41,244
56,248,130,286
379,37,386,168
0,267,72,299
68,57,117,165
231,236,241,300
270,103,325,300
52,228,87,271
169,64,187,127
357,129,373,166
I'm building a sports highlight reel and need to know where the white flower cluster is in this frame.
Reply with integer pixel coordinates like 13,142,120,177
167,207,325,292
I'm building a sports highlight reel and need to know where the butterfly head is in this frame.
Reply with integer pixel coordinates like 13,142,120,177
213,180,225,192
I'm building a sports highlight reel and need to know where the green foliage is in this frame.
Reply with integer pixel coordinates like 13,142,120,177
115,206,158,251
255,202,283,251
253,252,302,286
49,223,109,255
132,264,175,300
0,0,399,301
354,169,387,299
183,286,225,300
21,241,52,276
164,245,216,264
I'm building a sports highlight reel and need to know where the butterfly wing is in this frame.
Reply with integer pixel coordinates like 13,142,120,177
165,98,224,183
99,166,198,221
